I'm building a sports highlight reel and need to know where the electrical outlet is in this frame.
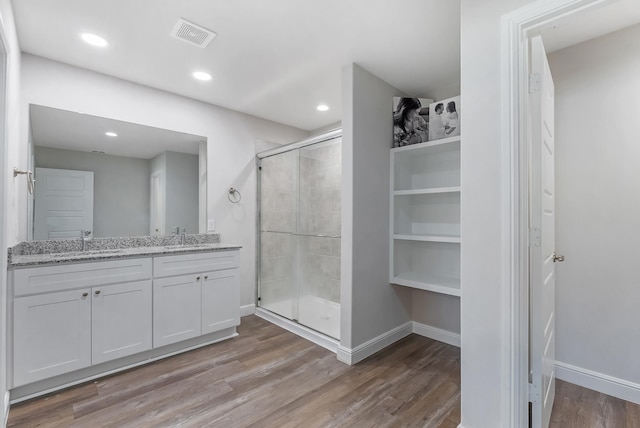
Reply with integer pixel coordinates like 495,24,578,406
207,219,216,232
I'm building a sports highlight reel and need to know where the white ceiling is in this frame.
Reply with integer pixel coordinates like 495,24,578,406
541,0,640,53
12,0,640,134
30,105,204,159
12,0,461,132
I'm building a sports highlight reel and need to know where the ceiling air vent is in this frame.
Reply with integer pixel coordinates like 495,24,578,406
170,18,216,48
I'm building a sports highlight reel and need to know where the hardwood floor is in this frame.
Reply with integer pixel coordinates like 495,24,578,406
8,315,640,427
8,315,460,428
550,380,640,428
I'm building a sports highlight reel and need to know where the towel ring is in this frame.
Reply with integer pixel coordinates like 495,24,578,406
14,168,35,195
228,187,241,203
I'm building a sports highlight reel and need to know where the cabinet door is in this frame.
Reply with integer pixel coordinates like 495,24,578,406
92,280,152,364
153,275,201,348
13,289,91,387
202,269,240,335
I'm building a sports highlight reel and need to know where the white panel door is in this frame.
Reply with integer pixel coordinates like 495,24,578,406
530,35,559,428
34,168,94,240
92,280,153,365
13,289,91,387
201,269,239,334
153,274,201,347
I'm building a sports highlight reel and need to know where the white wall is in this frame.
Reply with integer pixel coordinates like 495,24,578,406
34,146,151,237
20,54,309,309
412,291,460,333
340,63,411,350
549,24,640,388
0,0,21,421
459,0,534,426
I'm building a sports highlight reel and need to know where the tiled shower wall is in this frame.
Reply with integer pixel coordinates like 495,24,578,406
260,150,297,308
299,141,341,303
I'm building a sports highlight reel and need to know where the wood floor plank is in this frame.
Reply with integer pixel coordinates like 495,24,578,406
7,381,98,427
627,402,640,428
72,361,243,423
550,379,640,428
8,315,639,428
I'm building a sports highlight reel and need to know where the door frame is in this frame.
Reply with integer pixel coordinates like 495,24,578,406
501,0,615,426
0,13,7,425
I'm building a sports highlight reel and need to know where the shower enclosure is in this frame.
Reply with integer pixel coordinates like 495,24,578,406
257,132,341,340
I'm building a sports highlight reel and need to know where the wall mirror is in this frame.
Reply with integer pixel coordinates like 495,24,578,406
28,104,207,240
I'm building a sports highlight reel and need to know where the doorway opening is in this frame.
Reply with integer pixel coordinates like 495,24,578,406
502,0,637,426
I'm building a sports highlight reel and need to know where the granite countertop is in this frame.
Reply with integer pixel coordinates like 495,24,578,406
8,234,241,268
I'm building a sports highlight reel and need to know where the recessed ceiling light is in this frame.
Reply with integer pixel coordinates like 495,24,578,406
193,71,212,81
105,131,118,137
80,33,110,48
317,104,329,112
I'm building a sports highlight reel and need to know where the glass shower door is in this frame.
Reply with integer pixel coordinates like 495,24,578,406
296,139,341,339
258,136,341,339
259,149,299,321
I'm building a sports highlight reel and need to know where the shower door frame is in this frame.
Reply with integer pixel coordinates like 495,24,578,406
255,128,342,325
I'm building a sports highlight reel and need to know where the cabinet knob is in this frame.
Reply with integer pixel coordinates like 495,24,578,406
204,275,208,280
95,290,101,295
82,292,88,297
196,276,201,281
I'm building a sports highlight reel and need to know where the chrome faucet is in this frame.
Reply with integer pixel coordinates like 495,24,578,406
80,229,92,251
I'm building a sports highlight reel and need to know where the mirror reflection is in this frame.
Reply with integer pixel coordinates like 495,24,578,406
29,105,207,240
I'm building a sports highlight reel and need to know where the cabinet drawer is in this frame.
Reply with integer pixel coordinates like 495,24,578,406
153,251,238,278
13,258,152,296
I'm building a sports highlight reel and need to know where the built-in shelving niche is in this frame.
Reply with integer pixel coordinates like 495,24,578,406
390,135,461,297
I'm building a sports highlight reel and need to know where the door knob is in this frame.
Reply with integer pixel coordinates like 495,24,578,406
95,290,101,295
553,252,565,262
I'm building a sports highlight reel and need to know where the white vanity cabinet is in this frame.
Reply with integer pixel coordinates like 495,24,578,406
11,258,152,387
9,249,240,396
153,251,239,348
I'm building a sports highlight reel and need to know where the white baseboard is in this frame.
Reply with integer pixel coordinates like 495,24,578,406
412,322,461,348
556,361,640,405
4,391,9,426
336,322,413,365
254,308,339,353
240,303,256,317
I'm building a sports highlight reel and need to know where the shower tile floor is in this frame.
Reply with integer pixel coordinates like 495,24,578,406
261,295,340,340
